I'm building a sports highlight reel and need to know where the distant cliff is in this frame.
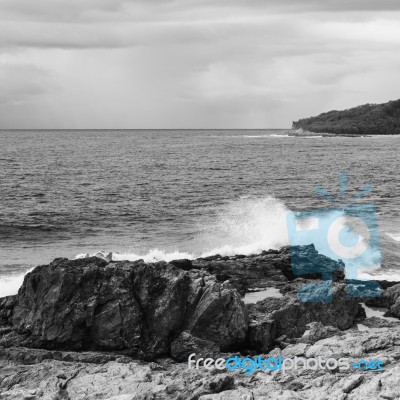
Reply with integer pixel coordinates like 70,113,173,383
292,99,400,135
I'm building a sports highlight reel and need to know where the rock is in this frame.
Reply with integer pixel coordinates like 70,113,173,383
247,282,360,345
305,327,400,358
366,282,400,318
342,375,364,394
192,245,345,297
361,316,400,329
247,317,276,353
94,251,114,262
1,246,396,399
169,259,194,271
4,257,247,358
184,279,248,351
193,252,289,295
0,296,16,326
283,244,345,282
297,322,341,344
355,303,367,321
170,332,219,362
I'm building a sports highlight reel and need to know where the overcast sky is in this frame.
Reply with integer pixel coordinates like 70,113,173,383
1,0,400,129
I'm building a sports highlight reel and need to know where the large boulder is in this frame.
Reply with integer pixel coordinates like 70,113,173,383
247,282,360,350
6,257,248,358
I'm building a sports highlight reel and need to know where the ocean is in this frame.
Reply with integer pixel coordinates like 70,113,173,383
1,129,399,296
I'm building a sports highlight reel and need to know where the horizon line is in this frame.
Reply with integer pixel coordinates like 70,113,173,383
0,128,291,131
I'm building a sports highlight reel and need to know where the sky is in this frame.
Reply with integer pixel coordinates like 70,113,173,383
1,0,400,129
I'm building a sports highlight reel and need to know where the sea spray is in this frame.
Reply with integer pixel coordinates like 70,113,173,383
2,197,398,298
0,268,32,297
75,197,361,262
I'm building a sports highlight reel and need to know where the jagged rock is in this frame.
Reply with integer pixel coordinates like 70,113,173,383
5,257,247,358
366,282,400,318
282,244,345,282
247,282,360,342
170,331,219,362
192,245,345,297
193,251,289,295
297,322,341,344
0,296,16,326
94,251,114,262
184,279,248,350
247,317,276,353
169,259,194,271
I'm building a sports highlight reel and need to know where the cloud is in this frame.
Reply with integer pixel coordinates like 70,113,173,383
2,0,400,23
0,0,125,21
0,1,399,128
0,63,54,107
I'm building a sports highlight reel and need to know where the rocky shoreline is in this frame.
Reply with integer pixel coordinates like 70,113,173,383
1,245,400,399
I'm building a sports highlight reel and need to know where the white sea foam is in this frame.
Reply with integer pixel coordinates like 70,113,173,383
242,134,290,138
113,249,195,263
387,233,400,242
197,196,290,257
243,135,271,138
0,269,32,297
269,134,290,137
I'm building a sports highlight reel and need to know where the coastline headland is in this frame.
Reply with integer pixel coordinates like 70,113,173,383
289,99,400,136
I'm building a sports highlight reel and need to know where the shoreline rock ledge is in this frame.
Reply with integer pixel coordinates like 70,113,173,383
1,245,400,399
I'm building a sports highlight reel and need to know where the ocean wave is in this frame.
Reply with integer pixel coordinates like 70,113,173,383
242,135,270,138
196,196,289,256
73,197,385,269
75,197,366,264
387,233,400,242
76,197,290,262
2,196,397,298
0,268,32,297
269,134,290,138
241,134,291,138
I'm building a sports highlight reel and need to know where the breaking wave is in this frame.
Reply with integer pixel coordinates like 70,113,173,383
0,268,32,297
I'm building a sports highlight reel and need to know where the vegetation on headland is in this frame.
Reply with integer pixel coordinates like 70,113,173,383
292,99,400,135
